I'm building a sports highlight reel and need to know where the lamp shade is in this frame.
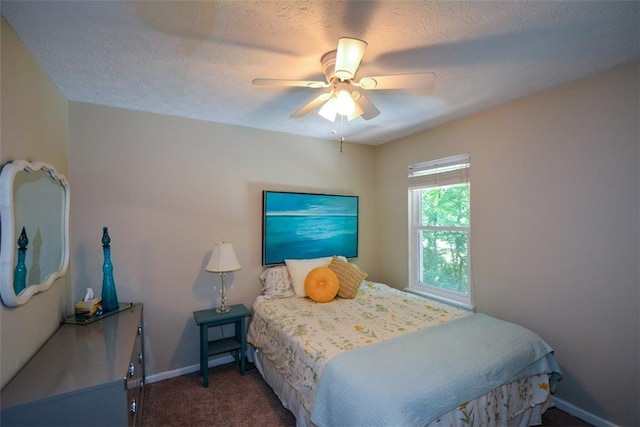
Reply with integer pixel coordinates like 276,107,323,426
318,97,338,122
335,89,355,115
334,37,367,80
205,242,241,273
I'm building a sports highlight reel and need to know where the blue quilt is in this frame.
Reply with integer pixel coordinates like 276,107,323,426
310,313,562,426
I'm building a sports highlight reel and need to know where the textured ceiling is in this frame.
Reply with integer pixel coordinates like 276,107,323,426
2,1,638,145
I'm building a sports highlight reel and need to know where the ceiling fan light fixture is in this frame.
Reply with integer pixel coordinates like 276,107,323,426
254,37,431,122
346,101,364,121
318,97,338,122
335,89,356,115
334,70,354,80
334,37,367,80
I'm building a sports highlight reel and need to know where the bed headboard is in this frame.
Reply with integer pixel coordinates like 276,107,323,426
262,191,358,265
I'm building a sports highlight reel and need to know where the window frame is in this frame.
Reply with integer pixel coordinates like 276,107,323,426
407,155,473,310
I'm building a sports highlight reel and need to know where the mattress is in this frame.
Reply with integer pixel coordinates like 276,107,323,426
248,281,556,426
252,348,553,427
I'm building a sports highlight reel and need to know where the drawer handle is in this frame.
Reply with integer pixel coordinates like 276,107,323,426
137,325,143,335
130,399,137,414
138,352,144,363
139,379,144,389
129,362,135,377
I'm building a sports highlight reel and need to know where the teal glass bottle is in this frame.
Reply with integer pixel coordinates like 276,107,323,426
101,227,119,312
14,227,28,295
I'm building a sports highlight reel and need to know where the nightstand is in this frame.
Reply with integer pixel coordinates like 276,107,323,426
193,304,250,387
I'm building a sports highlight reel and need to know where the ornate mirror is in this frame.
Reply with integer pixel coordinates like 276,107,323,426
0,160,70,306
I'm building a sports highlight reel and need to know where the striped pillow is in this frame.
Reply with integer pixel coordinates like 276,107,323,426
328,256,368,299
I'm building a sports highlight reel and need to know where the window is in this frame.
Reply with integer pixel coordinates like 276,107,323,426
408,154,472,309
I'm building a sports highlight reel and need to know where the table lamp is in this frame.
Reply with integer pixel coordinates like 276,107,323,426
205,242,241,313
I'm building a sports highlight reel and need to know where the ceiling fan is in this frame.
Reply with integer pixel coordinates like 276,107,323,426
252,37,436,122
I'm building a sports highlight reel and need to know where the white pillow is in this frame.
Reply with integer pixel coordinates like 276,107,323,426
285,256,347,297
259,266,295,299
285,257,332,297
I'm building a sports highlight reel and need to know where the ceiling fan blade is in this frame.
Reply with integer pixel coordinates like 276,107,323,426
354,72,436,91
290,93,332,118
252,78,328,88
353,92,380,120
334,37,367,80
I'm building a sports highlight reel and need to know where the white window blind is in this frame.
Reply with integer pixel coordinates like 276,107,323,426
408,154,470,189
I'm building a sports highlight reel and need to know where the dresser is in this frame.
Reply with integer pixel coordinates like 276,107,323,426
1,303,145,426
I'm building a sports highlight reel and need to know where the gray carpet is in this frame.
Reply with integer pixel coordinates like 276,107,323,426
143,362,592,426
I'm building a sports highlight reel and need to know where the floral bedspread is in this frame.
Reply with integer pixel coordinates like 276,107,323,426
427,374,552,426
247,281,470,413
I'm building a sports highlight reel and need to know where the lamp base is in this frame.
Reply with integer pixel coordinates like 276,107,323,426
217,272,231,313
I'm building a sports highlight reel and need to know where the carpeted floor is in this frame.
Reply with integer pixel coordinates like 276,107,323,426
143,362,592,426
143,362,295,426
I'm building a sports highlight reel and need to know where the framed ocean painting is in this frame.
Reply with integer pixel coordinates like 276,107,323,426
262,191,359,265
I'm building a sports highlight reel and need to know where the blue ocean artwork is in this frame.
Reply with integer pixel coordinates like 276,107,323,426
263,192,358,265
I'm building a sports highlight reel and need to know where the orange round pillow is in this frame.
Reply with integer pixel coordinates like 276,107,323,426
304,267,339,303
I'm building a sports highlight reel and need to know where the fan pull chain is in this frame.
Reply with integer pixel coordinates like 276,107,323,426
332,115,346,153
339,114,345,153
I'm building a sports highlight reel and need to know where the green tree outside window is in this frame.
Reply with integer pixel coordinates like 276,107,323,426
420,184,470,294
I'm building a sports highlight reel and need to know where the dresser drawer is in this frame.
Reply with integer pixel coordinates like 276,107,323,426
125,314,145,426
127,382,142,426
1,303,145,427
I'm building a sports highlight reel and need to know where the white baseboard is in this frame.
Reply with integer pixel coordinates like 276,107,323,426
553,397,619,427
145,354,235,384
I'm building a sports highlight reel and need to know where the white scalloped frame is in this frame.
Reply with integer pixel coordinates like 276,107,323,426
0,160,70,306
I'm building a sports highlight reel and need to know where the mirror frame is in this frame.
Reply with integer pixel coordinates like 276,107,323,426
0,160,70,306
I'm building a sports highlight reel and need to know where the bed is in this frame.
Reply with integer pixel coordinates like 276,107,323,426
247,259,562,427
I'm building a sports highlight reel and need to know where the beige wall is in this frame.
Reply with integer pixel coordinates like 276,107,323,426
67,103,377,378
376,62,640,426
0,18,70,388
3,13,638,424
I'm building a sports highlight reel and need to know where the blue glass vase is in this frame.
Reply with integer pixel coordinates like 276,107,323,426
101,227,119,312
14,227,28,295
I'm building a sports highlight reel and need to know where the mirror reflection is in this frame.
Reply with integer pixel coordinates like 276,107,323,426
14,168,65,286
0,160,69,307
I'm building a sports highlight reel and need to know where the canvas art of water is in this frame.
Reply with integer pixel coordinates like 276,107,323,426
263,192,358,265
